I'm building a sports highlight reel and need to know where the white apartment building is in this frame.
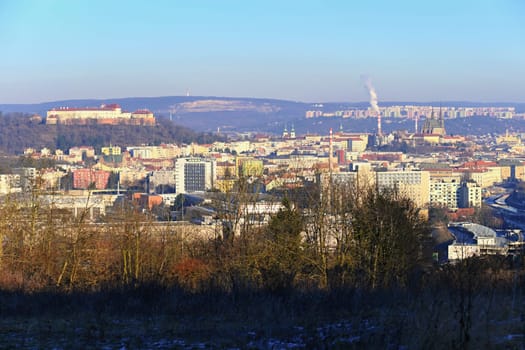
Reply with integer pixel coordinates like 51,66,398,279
322,168,430,208
12,168,37,191
127,144,181,159
0,174,21,195
430,180,461,209
429,180,482,209
148,170,176,192
375,171,430,208
458,181,482,208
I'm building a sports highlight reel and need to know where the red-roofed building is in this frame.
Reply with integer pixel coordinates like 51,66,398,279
461,160,498,169
360,152,404,162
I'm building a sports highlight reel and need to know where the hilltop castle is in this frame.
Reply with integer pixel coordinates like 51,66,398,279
46,104,155,125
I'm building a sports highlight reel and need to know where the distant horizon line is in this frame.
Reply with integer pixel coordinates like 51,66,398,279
1,95,524,106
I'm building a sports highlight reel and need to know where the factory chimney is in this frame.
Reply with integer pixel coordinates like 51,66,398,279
377,113,382,138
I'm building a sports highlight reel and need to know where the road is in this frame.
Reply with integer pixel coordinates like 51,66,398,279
486,193,525,230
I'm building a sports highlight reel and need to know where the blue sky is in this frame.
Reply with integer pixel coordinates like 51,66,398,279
0,0,524,103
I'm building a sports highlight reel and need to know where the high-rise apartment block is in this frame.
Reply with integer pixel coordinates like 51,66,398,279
375,171,430,208
430,180,461,209
175,158,216,194
323,167,430,208
458,181,482,208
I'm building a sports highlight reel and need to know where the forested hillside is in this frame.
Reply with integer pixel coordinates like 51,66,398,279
0,113,222,154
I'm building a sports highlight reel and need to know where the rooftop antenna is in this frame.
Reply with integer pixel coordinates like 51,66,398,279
329,128,334,175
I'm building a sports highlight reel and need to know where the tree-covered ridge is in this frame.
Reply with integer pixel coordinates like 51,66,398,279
0,112,222,154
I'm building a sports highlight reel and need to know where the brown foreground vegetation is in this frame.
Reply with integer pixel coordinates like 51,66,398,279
0,183,523,348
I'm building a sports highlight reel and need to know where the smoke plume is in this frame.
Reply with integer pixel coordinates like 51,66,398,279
361,75,379,114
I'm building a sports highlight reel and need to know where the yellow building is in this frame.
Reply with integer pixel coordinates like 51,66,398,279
422,134,441,144
119,169,149,186
347,137,367,152
69,146,95,158
235,157,263,177
231,141,252,154
498,163,525,181
216,161,237,178
510,144,525,154
215,178,236,192
189,143,211,156
101,145,122,156
429,170,462,183
468,168,501,188
515,164,525,181
496,131,521,146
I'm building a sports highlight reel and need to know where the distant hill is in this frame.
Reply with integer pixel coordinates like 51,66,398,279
0,96,309,133
0,95,309,119
294,116,525,136
1,96,524,135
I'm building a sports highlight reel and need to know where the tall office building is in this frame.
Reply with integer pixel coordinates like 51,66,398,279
175,157,216,194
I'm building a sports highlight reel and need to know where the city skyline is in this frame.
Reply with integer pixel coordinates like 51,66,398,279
1,0,524,104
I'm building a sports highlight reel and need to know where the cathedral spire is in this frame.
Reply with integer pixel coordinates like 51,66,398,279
282,123,289,138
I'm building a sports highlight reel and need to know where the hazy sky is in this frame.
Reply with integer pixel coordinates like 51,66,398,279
1,0,524,103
